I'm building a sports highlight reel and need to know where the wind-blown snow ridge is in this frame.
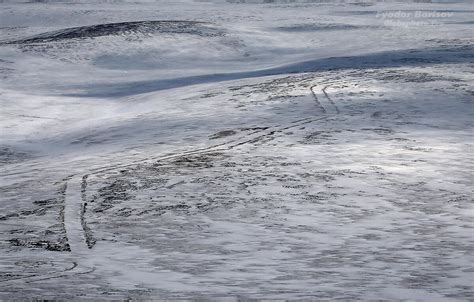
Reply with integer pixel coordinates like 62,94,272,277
0,20,224,45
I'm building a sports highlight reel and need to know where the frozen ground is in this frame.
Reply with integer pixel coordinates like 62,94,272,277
0,0,473,300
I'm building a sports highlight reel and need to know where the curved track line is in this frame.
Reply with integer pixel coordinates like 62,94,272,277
55,116,331,282
0,261,79,286
19,82,339,285
322,85,340,114
64,84,339,253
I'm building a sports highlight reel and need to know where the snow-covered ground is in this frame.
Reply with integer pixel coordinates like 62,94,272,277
0,0,473,300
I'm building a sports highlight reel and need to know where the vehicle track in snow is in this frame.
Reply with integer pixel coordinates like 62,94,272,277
322,85,340,114
310,84,340,115
20,81,340,283
63,82,339,250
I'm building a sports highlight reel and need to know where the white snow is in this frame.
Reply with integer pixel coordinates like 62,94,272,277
0,0,473,300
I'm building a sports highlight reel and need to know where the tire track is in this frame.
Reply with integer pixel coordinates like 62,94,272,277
310,84,327,114
310,84,340,115
11,175,99,285
58,176,73,252
64,84,339,254
20,82,339,285
322,85,340,114
80,175,95,249
64,175,91,256
85,83,339,175
56,115,328,281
